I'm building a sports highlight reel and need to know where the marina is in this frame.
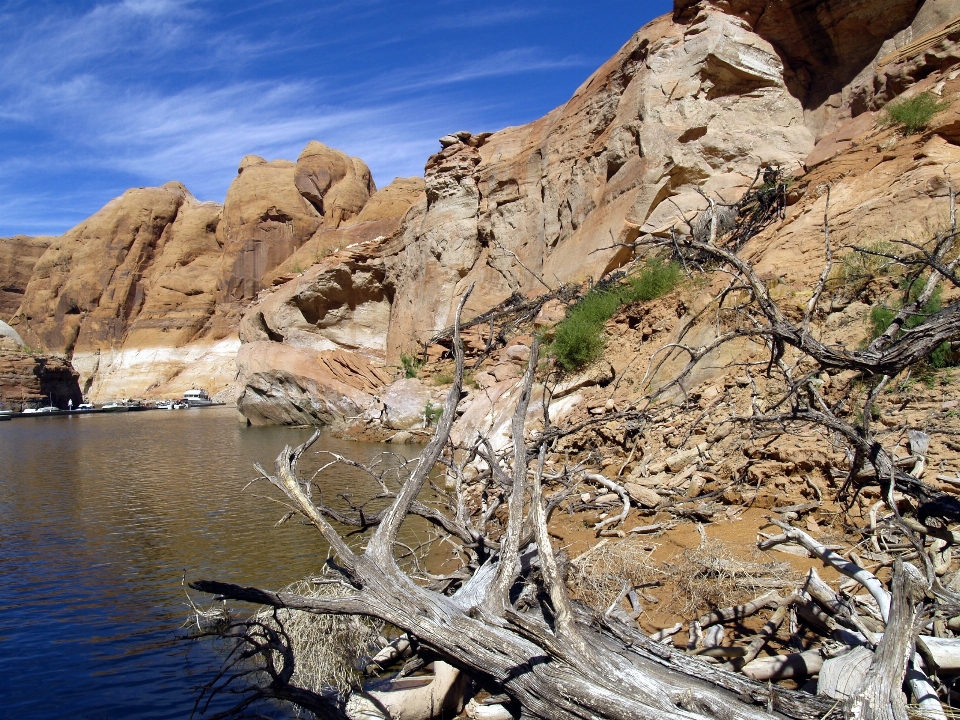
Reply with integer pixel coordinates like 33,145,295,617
0,389,224,419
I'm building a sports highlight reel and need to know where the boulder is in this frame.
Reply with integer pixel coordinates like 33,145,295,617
381,378,433,430
236,342,391,426
624,483,663,509
0,320,24,347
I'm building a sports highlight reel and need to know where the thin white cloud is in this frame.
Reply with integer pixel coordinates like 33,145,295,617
426,6,548,30
0,0,608,235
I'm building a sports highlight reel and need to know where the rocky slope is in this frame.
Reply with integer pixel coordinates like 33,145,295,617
7,143,422,402
231,0,960,426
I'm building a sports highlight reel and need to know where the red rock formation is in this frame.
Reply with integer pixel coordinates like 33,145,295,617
6,142,404,403
0,338,82,410
0,235,53,321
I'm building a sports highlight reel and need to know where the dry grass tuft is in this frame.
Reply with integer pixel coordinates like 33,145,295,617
664,537,797,617
567,536,660,609
256,577,384,694
568,534,798,620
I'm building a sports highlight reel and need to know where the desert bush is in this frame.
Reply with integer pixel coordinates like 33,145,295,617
869,282,956,367
829,240,900,294
400,353,423,379
567,535,796,620
550,258,681,372
882,92,948,134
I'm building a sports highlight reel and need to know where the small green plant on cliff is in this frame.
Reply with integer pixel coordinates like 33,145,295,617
881,92,948,135
400,353,424,379
423,401,443,426
550,257,681,372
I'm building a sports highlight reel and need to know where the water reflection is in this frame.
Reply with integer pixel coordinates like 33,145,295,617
0,408,414,719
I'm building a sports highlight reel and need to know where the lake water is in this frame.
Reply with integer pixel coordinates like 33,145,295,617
0,407,410,719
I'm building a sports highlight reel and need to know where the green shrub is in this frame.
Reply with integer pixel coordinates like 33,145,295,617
624,257,683,303
432,371,454,385
400,353,423,379
424,401,443,426
869,282,955,367
550,258,682,372
881,92,948,135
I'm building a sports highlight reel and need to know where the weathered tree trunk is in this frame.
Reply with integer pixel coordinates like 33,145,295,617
843,561,928,720
193,293,837,720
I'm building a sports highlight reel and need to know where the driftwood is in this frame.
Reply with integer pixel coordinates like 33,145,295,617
188,179,960,719
190,293,840,720
346,662,465,720
741,649,823,681
843,560,928,720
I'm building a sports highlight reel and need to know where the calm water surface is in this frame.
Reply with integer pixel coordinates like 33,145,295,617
0,408,408,719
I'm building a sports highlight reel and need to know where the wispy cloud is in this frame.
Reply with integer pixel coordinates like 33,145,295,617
0,0,635,236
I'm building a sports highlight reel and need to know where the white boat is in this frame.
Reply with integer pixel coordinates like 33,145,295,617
182,389,214,407
100,402,127,412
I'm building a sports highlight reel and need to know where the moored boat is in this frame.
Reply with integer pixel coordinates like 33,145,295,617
182,389,214,407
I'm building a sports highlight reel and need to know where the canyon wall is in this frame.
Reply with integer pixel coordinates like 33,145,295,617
5,0,960,419
7,142,421,403
233,0,960,425
0,235,53,322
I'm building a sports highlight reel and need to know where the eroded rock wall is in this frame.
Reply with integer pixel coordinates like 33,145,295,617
0,235,53,321
6,141,397,403
380,7,817,360
235,179,425,425
0,338,82,410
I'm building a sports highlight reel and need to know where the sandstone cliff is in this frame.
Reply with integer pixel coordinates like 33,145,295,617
233,0,960,427
7,141,421,403
6,0,960,421
0,235,53,321
236,180,424,424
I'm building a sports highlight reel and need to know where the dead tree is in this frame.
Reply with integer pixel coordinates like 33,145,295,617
191,289,837,720
644,184,960,525
190,183,960,719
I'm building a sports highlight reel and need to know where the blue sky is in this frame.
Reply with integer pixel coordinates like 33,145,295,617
0,0,672,236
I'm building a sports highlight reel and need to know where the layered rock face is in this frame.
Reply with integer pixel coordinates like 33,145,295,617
7,141,403,403
0,337,82,410
380,7,819,360
215,143,376,307
231,0,960,427
0,235,53,321
381,0,960,360
236,180,425,424
9,182,234,400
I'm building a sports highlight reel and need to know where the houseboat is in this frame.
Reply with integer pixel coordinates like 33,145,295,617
182,389,214,407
